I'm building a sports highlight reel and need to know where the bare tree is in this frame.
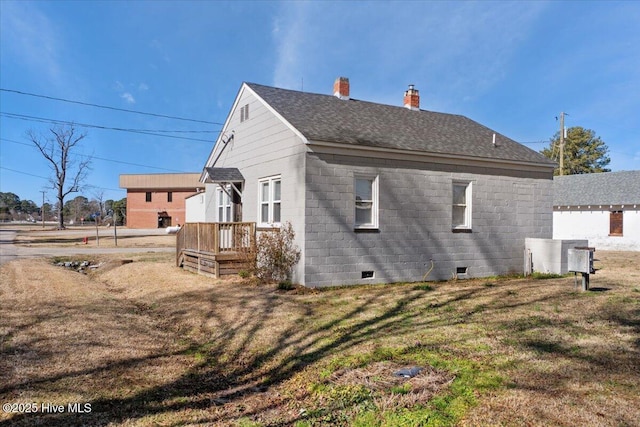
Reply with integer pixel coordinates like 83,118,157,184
28,124,91,229
92,189,106,219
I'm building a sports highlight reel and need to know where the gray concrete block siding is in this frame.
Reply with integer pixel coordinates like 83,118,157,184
304,152,552,287
199,82,554,287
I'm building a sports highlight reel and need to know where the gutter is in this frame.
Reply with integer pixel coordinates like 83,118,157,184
307,139,556,173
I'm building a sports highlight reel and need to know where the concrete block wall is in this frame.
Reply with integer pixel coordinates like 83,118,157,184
304,152,553,287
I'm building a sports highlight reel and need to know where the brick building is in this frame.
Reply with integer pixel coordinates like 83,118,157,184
120,173,201,229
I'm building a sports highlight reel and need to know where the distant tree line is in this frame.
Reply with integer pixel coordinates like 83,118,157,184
0,192,126,225
0,192,42,222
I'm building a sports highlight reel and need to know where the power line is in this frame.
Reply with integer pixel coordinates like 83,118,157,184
1,88,223,125
120,129,216,134
84,184,126,192
1,112,217,143
1,138,186,172
0,166,125,193
0,166,49,180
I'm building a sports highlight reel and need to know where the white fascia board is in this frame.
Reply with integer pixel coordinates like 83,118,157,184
202,83,309,179
554,204,638,210
198,170,208,184
242,84,309,144
307,139,556,173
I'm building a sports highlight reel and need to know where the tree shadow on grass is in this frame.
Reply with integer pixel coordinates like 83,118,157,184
1,281,482,427
588,287,611,292
4,276,635,427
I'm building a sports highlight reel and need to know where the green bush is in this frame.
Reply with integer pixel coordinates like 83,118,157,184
278,281,295,291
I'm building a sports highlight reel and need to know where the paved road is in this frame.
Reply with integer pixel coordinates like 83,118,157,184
0,229,174,266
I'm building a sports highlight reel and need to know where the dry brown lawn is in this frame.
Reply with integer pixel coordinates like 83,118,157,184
11,227,175,248
0,250,638,426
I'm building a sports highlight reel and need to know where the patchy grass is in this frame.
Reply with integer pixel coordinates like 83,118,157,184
530,271,567,280
0,251,638,426
12,227,175,248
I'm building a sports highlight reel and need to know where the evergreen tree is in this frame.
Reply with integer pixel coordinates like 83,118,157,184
541,126,611,176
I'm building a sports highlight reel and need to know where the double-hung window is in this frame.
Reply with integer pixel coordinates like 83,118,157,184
259,176,281,226
355,175,378,229
452,181,472,230
216,186,232,222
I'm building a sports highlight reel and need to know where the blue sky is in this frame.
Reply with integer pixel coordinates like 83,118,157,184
1,0,639,205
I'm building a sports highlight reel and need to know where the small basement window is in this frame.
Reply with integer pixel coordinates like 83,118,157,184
456,266,468,275
361,271,375,279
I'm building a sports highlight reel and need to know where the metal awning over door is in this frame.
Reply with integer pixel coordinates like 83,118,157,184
205,167,244,222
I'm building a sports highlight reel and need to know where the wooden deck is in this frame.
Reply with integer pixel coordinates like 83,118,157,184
176,222,256,278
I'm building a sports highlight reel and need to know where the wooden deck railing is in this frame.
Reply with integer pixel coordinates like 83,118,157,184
176,222,256,267
176,222,256,277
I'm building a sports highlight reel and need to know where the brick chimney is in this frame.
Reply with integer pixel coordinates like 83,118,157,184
403,84,420,110
333,77,350,100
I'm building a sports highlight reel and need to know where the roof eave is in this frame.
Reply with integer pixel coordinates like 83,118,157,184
307,139,556,173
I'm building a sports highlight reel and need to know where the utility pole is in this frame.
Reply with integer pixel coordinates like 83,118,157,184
113,208,118,246
40,191,46,229
559,112,565,176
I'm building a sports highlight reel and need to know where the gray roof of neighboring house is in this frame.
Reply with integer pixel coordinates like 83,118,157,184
246,83,555,167
553,170,640,206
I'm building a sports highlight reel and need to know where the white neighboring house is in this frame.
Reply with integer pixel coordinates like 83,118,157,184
185,169,244,224
553,171,640,251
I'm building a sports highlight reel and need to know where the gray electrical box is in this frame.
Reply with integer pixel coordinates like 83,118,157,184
567,247,595,291
567,249,594,274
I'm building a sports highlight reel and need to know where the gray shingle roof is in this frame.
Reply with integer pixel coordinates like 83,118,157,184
553,171,640,206
247,83,555,166
205,167,245,182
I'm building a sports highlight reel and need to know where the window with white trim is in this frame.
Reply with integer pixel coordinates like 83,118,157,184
258,176,281,226
355,175,378,229
216,186,232,222
452,181,472,229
